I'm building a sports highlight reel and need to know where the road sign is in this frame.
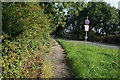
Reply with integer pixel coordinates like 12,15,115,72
84,25,89,31
84,16,90,48
85,19,90,25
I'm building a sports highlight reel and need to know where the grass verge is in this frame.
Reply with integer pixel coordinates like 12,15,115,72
56,39,119,78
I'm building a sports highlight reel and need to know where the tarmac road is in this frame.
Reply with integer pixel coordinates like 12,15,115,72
54,37,120,49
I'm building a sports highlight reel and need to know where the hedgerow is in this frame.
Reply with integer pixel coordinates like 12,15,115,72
2,2,52,78
102,34,120,45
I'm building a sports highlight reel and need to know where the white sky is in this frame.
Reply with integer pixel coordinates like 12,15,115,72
106,0,119,9
87,0,119,9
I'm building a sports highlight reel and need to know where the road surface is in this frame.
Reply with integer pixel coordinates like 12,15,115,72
54,37,120,49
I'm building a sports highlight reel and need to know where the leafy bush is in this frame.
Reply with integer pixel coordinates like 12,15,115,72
2,2,52,78
87,34,120,45
2,2,52,37
88,31,96,41
102,34,120,45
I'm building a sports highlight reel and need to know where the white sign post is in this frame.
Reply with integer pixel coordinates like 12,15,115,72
84,16,90,45
84,25,89,31
84,25,89,45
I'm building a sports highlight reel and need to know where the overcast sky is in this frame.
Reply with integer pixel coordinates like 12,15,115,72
87,0,119,9
105,0,119,9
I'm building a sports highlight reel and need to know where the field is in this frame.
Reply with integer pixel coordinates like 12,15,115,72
57,39,119,78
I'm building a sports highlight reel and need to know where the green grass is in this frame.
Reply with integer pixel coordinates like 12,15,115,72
57,39,119,78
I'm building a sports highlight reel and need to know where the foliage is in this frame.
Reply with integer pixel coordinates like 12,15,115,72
39,2,87,36
63,2,87,37
57,39,119,78
85,1,119,35
102,34,120,45
88,30,96,41
88,34,120,45
2,32,51,78
65,1,119,39
2,1,119,78
2,2,51,37
2,36,24,78
2,2,52,78
0,36,2,78
39,2,67,36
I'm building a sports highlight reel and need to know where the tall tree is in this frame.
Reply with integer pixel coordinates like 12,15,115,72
66,1,119,40
39,2,67,36
39,2,87,36
64,2,87,37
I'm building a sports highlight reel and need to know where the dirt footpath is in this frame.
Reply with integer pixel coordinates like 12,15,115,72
46,39,72,78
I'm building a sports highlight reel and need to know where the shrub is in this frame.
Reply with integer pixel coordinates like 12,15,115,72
2,2,52,37
102,34,120,45
88,31,96,41
2,2,52,78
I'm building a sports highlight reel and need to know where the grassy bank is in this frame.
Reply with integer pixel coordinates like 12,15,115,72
57,39,119,78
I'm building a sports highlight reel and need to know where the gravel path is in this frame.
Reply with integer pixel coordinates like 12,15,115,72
45,39,72,78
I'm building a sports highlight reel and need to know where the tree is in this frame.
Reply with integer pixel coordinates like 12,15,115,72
64,2,87,38
39,2,67,36
65,1,119,40
39,2,87,36
80,2,119,35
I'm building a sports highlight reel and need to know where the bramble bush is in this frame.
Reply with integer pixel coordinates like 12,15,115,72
2,2,53,78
